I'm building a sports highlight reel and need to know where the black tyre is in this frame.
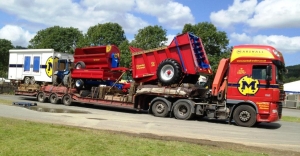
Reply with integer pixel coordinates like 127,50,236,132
49,93,59,104
173,101,194,120
63,74,70,87
53,75,60,86
75,79,84,89
233,105,257,127
151,100,169,117
217,91,224,101
24,77,31,85
62,94,72,106
37,92,46,103
75,61,86,69
157,59,182,86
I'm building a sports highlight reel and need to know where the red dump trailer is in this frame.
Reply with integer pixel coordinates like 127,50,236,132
130,33,213,86
71,45,125,89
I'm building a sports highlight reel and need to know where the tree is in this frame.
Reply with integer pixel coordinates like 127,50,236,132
83,23,126,47
118,40,131,68
28,26,84,53
182,22,229,56
0,39,14,77
131,25,167,50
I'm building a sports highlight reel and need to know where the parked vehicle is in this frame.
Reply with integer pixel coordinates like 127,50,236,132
8,49,73,85
13,33,286,127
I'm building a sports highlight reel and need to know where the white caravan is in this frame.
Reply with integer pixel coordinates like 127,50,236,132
8,49,73,84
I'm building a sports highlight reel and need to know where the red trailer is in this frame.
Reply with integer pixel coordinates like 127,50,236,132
71,45,126,89
130,33,213,86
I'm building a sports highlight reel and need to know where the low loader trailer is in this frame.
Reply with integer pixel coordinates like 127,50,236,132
13,33,286,127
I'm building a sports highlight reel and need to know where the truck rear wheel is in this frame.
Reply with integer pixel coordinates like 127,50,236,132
62,94,72,106
173,101,194,120
49,93,59,104
152,101,169,117
233,105,256,127
157,59,182,86
37,92,46,103
75,61,86,69
30,77,35,85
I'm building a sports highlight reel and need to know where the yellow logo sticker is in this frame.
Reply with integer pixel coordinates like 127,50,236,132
238,76,259,96
45,56,59,78
106,45,112,53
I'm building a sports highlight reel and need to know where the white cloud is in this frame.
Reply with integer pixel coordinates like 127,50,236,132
230,33,300,53
0,25,35,47
247,0,300,28
166,34,176,45
0,0,148,34
210,0,300,29
135,0,195,29
210,0,257,28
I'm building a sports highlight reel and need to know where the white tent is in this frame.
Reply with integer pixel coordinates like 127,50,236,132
284,80,300,94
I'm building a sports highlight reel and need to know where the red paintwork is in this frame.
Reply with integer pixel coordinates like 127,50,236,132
71,45,124,80
130,33,212,83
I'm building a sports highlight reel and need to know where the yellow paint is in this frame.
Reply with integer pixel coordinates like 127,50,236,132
237,68,246,75
136,64,145,69
45,56,58,78
106,45,112,53
238,76,259,96
257,102,270,110
231,48,274,62
151,62,155,67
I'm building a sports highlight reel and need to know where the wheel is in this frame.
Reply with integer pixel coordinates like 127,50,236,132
75,79,84,89
173,101,194,120
53,75,60,86
62,94,72,106
151,100,169,117
63,74,70,87
157,59,182,86
49,93,59,104
74,61,86,69
37,92,46,103
217,90,224,101
30,77,35,85
233,105,257,127
24,77,31,85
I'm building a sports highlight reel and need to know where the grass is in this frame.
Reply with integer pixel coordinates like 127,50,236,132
0,99,13,105
0,117,268,156
281,116,300,123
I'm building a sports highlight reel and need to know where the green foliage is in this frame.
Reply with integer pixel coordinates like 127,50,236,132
28,26,84,53
131,25,167,50
119,40,131,68
0,39,14,78
83,22,126,47
182,22,229,56
284,64,300,83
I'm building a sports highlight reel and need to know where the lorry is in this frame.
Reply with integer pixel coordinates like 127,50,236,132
13,33,286,127
8,49,73,85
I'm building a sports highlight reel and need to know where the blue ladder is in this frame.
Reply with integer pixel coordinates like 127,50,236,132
189,33,209,69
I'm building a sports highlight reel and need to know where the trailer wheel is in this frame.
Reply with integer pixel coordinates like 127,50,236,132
49,93,59,104
63,74,70,87
157,59,182,86
62,94,72,106
233,105,256,127
173,101,194,120
24,77,31,85
53,75,60,86
75,61,86,69
152,101,169,117
37,92,46,103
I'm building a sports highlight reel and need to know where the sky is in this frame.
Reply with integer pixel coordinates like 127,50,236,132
0,0,299,66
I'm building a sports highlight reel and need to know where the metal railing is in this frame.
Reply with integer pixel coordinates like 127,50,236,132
284,94,300,109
